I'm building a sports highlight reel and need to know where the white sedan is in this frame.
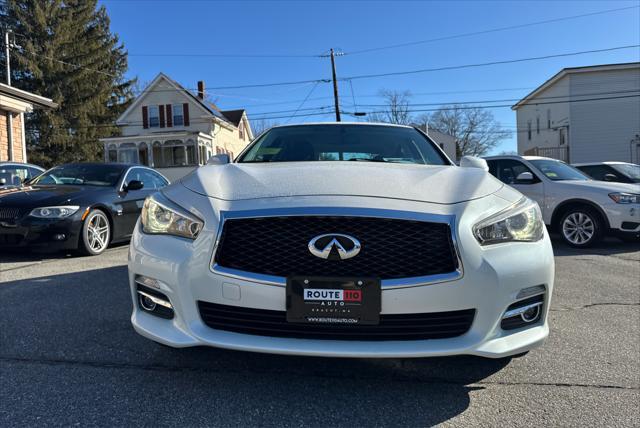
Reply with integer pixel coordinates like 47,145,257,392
128,123,554,359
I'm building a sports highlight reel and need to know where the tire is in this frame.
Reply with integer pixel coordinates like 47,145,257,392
559,206,603,248
80,209,111,256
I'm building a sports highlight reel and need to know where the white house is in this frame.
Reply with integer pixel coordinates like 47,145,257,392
100,73,253,181
413,125,458,161
512,62,640,163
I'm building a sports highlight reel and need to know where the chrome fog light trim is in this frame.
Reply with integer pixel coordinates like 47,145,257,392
502,302,543,321
136,290,173,309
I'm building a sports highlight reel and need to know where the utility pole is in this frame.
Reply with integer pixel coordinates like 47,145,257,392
330,48,341,122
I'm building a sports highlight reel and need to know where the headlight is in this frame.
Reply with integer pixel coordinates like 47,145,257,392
609,193,640,204
474,198,544,245
141,193,203,239
29,206,79,218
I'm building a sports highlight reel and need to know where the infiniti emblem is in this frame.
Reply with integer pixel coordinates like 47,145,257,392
308,234,361,260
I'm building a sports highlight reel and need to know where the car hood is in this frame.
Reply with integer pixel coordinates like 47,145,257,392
180,162,505,204
0,185,95,208
553,180,640,193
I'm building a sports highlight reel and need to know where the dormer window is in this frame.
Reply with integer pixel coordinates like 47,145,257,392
173,104,184,126
148,105,159,127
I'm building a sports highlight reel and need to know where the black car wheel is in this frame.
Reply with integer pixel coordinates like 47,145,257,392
80,210,111,255
559,207,603,248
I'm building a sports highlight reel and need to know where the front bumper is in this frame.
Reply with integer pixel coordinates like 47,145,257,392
0,215,82,251
602,202,640,236
128,194,555,359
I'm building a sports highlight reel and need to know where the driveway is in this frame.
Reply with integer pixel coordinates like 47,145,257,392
1,239,639,426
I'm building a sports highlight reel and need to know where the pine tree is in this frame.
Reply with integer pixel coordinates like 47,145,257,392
4,0,134,166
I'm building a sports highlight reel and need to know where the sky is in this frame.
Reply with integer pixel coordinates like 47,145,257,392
99,0,640,154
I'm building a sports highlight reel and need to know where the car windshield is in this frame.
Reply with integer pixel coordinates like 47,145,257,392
30,164,125,187
529,159,589,181
238,125,450,165
611,163,640,182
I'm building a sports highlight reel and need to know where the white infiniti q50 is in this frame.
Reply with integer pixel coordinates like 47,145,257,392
129,123,554,359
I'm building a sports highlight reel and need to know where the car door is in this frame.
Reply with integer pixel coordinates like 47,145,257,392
116,168,159,237
496,159,547,216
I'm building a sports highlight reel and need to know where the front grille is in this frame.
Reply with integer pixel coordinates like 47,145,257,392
214,216,458,280
198,301,475,341
0,208,24,220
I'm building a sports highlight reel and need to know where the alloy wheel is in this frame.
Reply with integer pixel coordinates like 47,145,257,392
562,212,595,245
86,212,109,253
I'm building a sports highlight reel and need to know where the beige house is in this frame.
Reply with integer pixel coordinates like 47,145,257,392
512,62,640,163
0,83,57,162
100,73,253,181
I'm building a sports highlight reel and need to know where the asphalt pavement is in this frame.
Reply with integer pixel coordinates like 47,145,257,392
1,238,639,427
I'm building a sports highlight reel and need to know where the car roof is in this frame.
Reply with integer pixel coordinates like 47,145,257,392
572,161,634,166
0,162,44,169
483,155,556,161
270,122,415,129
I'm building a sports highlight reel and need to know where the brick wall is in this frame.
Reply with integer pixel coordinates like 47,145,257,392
0,109,24,162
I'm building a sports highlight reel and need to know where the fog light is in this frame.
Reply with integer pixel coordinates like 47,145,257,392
53,233,66,241
521,305,540,323
139,294,157,311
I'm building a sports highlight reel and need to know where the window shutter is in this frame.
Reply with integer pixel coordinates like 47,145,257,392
183,103,190,126
159,105,165,128
142,106,149,129
166,104,172,127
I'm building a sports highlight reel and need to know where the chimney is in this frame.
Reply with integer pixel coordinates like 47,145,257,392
197,81,205,100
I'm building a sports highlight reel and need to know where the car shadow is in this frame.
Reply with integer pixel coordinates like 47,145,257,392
1,265,511,426
550,234,640,257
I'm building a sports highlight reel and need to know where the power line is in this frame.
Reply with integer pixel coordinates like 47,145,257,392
353,89,640,107
344,5,640,56
342,45,640,81
283,81,322,123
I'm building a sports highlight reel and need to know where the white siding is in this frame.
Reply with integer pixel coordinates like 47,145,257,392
516,76,570,155
569,68,640,163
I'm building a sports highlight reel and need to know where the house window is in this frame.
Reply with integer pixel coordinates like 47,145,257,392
152,139,197,167
536,116,540,134
107,144,118,162
148,106,159,127
173,104,184,126
527,121,532,141
117,143,138,164
138,142,149,166
239,123,244,140
547,109,551,129
559,129,565,146
152,141,162,167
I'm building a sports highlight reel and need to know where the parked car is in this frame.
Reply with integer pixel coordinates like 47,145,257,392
0,162,44,189
129,123,554,359
0,163,168,255
485,155,640,247
573,162,640,184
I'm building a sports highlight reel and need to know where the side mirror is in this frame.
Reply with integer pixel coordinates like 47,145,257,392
460,156,489,172
207,154,231,165
124,180,144,191
515,171,535,183
604,173,617,182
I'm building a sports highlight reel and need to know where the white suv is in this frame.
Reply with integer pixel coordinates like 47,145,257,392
485,156,640,247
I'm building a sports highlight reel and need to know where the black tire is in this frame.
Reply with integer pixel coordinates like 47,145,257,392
79,209,111,256
558,206,603,248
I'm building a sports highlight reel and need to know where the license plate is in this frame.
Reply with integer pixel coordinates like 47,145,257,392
286,276,381,325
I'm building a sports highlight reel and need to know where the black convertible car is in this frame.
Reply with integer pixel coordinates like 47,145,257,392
0,163,168,255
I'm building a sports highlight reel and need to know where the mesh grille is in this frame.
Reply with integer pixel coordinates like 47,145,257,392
198,301,475,341
214,216,458,280
0,208,24,220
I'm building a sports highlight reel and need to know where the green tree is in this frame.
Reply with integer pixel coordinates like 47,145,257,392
4,0,134,166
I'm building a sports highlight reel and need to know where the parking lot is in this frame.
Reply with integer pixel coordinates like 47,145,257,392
1,237,638,427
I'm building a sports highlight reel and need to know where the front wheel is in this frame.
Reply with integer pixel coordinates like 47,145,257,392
559,208,603,248
80,210,111,255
